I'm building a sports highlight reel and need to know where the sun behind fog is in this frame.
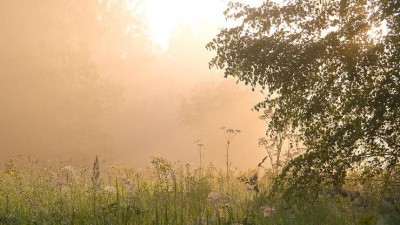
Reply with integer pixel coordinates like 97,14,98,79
126,0,264,52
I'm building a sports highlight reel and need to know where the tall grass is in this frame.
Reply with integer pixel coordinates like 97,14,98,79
0,156,395,224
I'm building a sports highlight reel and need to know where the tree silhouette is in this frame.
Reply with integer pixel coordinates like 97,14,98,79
208,0,400,196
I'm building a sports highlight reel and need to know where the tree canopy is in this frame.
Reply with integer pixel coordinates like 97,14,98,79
207,0,400,195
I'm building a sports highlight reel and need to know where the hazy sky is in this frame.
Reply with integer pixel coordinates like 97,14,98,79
0,0,268,169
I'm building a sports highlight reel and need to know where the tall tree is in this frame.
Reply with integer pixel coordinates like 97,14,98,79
207,0,400,196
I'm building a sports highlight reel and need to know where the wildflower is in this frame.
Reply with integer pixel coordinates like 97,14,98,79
48,171,60,184
208,191,231,218
63,165,80,181
260,205,275,217
103,185,116,194
63,165,76,174
208,192,230,205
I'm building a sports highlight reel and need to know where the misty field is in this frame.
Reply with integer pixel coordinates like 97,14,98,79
0,156,398,225
2,0,400,224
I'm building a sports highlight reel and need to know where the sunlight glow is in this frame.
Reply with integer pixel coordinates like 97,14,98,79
126,0,264,52
367,19,388,43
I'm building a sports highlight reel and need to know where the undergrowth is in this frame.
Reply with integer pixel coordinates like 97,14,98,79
0,156,398,224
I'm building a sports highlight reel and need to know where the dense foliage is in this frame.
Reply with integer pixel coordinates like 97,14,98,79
207,0,400,196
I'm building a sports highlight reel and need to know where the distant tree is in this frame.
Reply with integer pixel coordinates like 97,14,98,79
207,0,400,196
0,0,140,158
178,81,251,130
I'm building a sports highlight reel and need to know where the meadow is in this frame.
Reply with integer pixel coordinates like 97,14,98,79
1,155,398,225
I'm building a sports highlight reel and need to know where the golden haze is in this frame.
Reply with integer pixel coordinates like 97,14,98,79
0,0,266,168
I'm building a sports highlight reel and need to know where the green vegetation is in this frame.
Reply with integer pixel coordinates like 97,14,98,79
1,0,399,224
207,0,400,210
0,156,398,224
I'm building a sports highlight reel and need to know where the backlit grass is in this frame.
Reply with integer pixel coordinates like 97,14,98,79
0,156,397,225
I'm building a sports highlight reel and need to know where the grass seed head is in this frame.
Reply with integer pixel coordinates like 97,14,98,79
92,155,101,190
